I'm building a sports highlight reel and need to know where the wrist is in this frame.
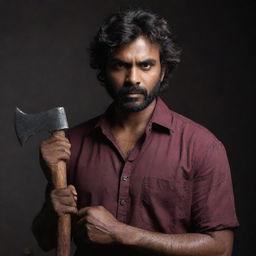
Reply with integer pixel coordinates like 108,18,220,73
113,222,139,246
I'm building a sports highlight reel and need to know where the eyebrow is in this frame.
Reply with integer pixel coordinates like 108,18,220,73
110,58,157,65
140,59,157,65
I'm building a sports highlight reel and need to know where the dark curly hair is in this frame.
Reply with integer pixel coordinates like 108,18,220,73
90,9,181,91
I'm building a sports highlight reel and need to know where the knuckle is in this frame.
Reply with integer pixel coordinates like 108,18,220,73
57,207,64,216
65,188,73,196
86,215,94,223
50,189,62,200
67,184,74,190
68,206,77,213
52,133,61,138
66,198,74,206
52,203,60,213
86,208,93,216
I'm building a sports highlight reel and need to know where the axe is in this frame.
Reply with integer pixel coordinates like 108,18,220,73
15,107,71,256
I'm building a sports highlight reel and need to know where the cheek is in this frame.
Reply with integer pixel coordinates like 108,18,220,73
107,71,125,88
141,70,161,87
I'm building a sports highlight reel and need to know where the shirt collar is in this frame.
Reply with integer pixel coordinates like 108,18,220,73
150,97,175,133
94,96,175,134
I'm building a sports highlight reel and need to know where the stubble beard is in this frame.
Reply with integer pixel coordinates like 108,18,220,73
104,80,162,112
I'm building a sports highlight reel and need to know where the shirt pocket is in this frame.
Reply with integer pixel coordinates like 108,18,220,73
140,176,189,232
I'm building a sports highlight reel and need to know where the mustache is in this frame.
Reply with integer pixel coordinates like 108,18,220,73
117,84,147,97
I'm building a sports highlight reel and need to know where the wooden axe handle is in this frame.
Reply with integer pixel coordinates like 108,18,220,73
51,132,71,256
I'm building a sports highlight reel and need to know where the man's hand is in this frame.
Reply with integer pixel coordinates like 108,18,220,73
77,206,123,244
40,131,71,179
50,185,78,216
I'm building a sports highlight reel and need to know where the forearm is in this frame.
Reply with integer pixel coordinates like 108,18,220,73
32,199,58,251
116,224,233,256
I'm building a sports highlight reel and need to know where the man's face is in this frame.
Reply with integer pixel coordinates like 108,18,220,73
105,36,164,112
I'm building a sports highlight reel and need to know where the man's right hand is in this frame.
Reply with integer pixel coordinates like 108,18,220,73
40,131,71,179
50,185,78,216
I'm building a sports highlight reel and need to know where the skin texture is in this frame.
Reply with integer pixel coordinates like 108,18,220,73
105,36,165,156
105,36,165,112
33,37,234,255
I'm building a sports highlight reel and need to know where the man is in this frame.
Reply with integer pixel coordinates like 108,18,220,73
32,9,239,256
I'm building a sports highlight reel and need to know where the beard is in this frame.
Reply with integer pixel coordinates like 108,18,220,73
104,80,162,112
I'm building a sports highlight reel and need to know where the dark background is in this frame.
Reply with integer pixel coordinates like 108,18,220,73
0,0,255,255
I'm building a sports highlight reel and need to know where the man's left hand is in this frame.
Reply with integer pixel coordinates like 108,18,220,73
77,205,123,244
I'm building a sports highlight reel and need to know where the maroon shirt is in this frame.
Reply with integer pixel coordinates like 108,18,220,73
67,97,239,255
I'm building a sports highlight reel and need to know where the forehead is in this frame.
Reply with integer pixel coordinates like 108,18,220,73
111,36,160,61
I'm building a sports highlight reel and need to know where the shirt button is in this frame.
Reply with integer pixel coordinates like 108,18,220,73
122,176,128,181
120,199,126,206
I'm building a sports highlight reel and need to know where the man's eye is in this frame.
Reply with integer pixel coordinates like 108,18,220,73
140,63,152,70
112,63,125,70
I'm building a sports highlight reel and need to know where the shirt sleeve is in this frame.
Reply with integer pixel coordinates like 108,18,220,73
191,140,239,232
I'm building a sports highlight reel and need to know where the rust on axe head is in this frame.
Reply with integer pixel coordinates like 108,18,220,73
15,107,69,145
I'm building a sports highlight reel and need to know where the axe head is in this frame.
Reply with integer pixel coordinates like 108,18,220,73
15,107,69,146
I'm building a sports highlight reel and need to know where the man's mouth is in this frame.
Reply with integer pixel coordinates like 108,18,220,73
126,93,141,96
119,93,144,103
123,91,144,96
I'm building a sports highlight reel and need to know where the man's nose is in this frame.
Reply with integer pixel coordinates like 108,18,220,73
126,67,140,85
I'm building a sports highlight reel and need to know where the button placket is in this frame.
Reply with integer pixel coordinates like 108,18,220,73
117,161,133,221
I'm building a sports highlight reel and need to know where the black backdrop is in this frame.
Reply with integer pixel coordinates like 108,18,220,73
0,0,255,255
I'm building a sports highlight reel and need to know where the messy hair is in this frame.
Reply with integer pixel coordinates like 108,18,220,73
90,9,181,91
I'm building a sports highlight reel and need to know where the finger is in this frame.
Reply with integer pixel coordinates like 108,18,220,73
41,134,71,147
59,197,77,207
54,151,71,162
52,130,65,138
67,185,78,196
40,144,71,159
65,206,78,215
77,207,91,217
52,187,75,197
40,150,70,163
45,140,71,151
55,146,71,157
41,134,67,144
54,139,71,148
53,137,71,147
52,194,77,206
57,206,78,216
52,133,71,145
42,135,71,147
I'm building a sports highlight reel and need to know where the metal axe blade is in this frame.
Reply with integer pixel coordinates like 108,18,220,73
15,107,69,145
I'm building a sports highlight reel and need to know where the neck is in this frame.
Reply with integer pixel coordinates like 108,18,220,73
113,98,157,132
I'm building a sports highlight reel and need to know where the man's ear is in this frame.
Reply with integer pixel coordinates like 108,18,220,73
160,66,166,82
